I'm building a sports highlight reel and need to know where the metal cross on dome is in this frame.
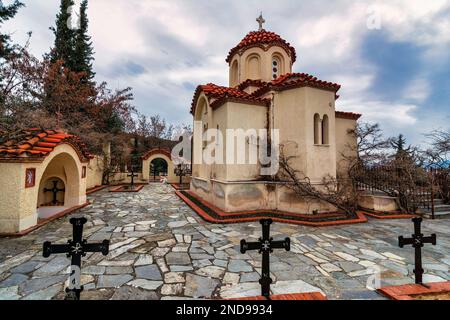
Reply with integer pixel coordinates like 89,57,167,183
256,12,266,31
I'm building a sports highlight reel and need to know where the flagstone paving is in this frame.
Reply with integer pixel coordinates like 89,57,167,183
0,184,449,300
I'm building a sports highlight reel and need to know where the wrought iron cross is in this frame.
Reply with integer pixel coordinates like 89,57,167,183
128,170,138,189
43,217,110,300
240,219,290,298
256,12,265,31
44,180,65,205
399,217,437,285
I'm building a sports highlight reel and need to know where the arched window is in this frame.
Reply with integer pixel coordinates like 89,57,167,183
314,114,321,145
322,115,329,145
247,54,261,80
272,55,283,79
230,60,239,87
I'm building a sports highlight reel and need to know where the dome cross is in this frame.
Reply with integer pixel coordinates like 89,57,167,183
256,12,266,31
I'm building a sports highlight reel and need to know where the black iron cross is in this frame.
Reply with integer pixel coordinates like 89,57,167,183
44,180,65,205
240,219,290,298
128,170,138,189
399,217,437,285
43,217,110,300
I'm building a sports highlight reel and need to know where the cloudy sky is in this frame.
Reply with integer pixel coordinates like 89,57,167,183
3,0,450,146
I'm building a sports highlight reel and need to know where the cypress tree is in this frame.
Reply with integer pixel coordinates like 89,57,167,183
0,0,24,59
74,0,95,83
49,0,76,70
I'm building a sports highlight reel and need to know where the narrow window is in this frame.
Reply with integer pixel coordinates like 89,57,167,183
314,114,321,145
272,57,280,79
322,115,329,145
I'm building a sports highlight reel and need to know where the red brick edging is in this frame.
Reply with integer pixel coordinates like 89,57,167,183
227,292,327,300
359,211,417,220
86,185,109,195
175,190,368,227
0,201,90,238
377,281,450,300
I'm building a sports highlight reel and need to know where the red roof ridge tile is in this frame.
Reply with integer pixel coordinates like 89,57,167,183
190,83,271,115
335,111,362,120
226,30,297,64
0,129,94,162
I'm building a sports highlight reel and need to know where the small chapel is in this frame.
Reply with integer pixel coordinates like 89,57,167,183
189,16,361,215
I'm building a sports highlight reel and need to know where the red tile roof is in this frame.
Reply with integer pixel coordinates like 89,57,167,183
237,79,268,91
226,30,297,64
190,83,270,115
335,111,362,120
141,148,172,161
252,73,341,98
0,129,94,162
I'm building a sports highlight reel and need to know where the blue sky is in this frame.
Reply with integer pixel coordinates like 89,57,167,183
3,0,450,146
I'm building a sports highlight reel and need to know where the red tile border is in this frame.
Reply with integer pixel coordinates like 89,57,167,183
359,210,417,220
377,281,450,300
86,185,109,195
175,190,368,227
109,185,145,193
227,292,327,301
0,201,90,238
171,183,190,191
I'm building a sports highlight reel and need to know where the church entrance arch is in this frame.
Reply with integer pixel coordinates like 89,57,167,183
150,158,169,182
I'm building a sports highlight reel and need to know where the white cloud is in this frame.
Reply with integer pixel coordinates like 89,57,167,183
339,99,418,126
3,0,450,143
402,77,431,103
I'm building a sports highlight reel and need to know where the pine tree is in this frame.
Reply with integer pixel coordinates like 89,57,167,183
49,0,76,70
74,0,95,83
0,0,24,59
391,134,412,160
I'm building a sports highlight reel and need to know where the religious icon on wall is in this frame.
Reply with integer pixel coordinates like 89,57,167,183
25,168,36,188
82,166,87,179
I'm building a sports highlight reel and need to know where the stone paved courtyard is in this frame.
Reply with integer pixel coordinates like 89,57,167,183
0,184,449,300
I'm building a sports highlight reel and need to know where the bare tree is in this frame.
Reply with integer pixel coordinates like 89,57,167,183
277,145,359,215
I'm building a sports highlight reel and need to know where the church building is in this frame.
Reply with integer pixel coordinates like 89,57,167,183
189,16,361,215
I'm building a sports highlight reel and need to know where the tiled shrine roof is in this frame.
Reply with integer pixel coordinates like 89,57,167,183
0,128,94,162
190,83,271,115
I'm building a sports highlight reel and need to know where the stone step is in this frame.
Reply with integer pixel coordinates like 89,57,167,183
419,204,450,213
424,211,450,219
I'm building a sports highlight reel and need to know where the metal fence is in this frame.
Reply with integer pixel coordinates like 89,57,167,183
352,165,449,218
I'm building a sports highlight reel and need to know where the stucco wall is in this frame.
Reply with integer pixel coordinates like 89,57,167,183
335,117,358,178
86,156,104,189
223,101,267,181
272,87,337,182
190,179,336,214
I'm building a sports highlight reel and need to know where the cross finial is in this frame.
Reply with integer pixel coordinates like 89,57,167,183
256,12,265,31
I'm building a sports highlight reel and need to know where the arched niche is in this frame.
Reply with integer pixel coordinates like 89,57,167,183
246,54,261,80
230,59,239,87
194,96,208,122
37,152,81,219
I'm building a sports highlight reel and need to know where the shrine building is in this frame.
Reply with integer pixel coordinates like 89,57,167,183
189,17,361,215
0,129,103,234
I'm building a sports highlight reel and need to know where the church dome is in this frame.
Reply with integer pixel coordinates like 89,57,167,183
226,29,297,64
